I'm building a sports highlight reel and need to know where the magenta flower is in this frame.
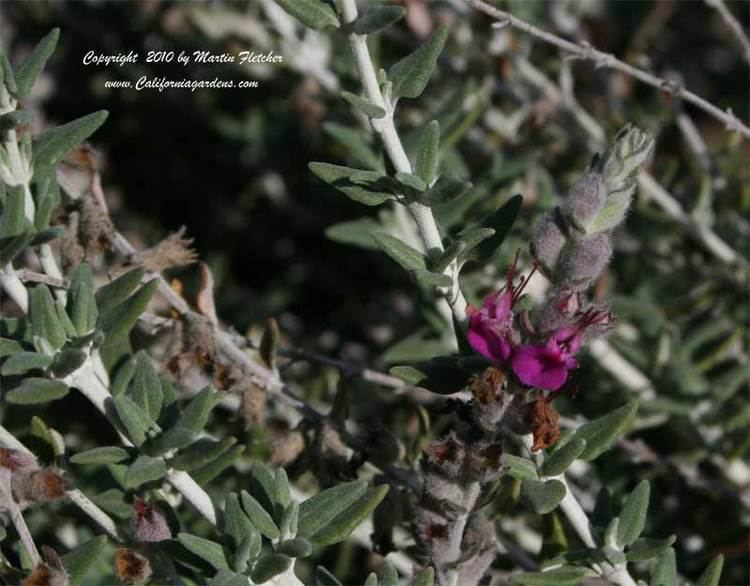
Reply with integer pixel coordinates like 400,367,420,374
466,257,535,363
511,327,580,391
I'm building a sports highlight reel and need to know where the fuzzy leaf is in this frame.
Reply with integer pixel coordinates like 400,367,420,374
626,535,676,562
617,480,650,547
251,553,292,584
388,25,449,99
29,284,66,349
1,351,53,375
373,232,427,272
190,445,245,485
99,279,158,341
67,263,98,336
0,188,26,239
170,437,238,471
34,110,109,167
224,493,256,546
381,562,398,586
394,171,427,192
274,468,291,510
414,567,435,586
274,0,339,31
503,454,539,482
415,121,440,184
241,491,280,539
650,548,677,586
132,350,163,421
70,446,129,465
420,175,472,206
277,537,312,558
124,454,166,488
307,484,389,545
178,533,230,571
209,570,251,586
6,377,69,404
388,357,470,395
511,566,588,585
95,268,145,314
696,555,724,586
521,479,566,514
541,438,587,477
325,218,381,250
0,337,24,356
352,6,406,34
13,28,59,97
572,400,638,461
61,535,108,586
50,348,86,378
464,194,523,264
340,91,386,119
309,162,393,206
298,480,368,539
413,269,452,288
113,394,151,447
29,225,65,246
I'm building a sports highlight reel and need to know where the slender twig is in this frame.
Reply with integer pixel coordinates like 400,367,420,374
466,0,750,140
705,0,750,66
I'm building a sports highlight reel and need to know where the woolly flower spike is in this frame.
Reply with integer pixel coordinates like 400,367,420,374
132,499,171,543
466,255,533,363
512,306,612,391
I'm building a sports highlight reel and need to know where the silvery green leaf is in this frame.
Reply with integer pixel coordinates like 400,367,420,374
152,386,218,452
453,227,495,266
388,357,470,395
340,91,386,119
190,444,245,485
315,566,343,586
91,489,131,519
95,268,145,314
113,394,151,447
650,548,677,586
61,535,107,586
276,537,312,558
395,171,427,192
352,6,406,35
414,567,435,586
540,438,587,477
325,218,381,250
625,535,676,561
231,535,255,573
251,553,292,584
98,279,158,341
279,501,299,540
372,232,426,272
0,54,17,94
241,491,280,540
696,555,724,586
309,162,393,206
511,566,588,585
298,480,368,539
170,437,238,471
67,263,98,336
587,187,633,234
381,562,398,586
0,110,33,131
306,484,389,545
274,0,339,31
0,187,26,239
132,350,163,421
364,573,378,586
124,454,166,488
30,284,66,349
571,400,638,461
617,480,650,547
178,533,231,571
0,230,33,265
110,354,136,396
209,570,251,586
463,194,523,264
1,351,53,375
413,269,452,288
34,110,109,167
521,479,566,514
274,468,291,510
33,176,60,231
388,25,449,99
224,493,255,546
70,446,129,465
6,377,69,404
0,337,23,356
323,123,380,170
415,121,440,185
420,175,471,206
13,28,59,97
29,226,65,246
502,454,539,482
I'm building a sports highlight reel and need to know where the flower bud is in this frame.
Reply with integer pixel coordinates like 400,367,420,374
115,548,153,584
132,500,171,543
534,289,582,337
556,233,612,290
23,546,68,586
598,124,654,196
530,210,567,276
423,433,465,479
0,448,40,474
13,468,70,507
560,172,606,233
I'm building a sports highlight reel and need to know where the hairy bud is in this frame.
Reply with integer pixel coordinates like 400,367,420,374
535,289,582,337
115,549,152,584
23,546,68,586
132,500,171,543
531,210,568,275
13,468,70,507
560,172,606,233
598,123,654,196
556,233,612,290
